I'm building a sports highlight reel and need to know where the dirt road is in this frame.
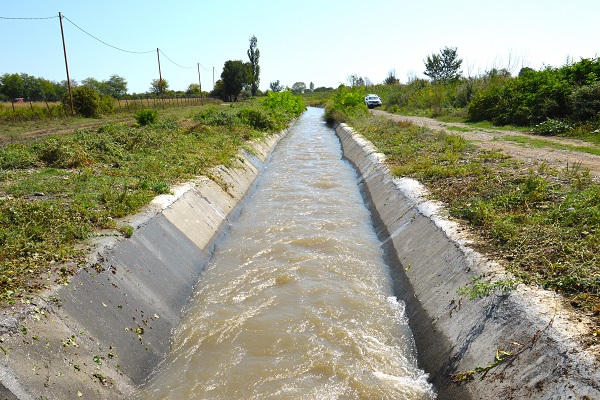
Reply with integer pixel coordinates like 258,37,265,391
372,110,600,182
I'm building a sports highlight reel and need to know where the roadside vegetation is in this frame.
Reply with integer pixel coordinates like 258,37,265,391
334,50,600,145
325,86,599,335
0,91,304,305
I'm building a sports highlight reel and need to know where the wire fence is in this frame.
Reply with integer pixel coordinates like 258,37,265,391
0,95,219,123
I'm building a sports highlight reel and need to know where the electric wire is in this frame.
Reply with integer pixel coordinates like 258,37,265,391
159,49,196,69
3,13,213,88
0,16,58,20
62,15,155,54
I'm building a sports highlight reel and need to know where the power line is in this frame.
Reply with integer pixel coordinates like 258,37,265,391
0,15,58,20
159,49,196,69
62,15,155,54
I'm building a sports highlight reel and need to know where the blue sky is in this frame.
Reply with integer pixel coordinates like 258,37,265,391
2,1,599,94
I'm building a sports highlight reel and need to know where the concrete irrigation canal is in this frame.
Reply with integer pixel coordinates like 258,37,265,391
0,107,598,399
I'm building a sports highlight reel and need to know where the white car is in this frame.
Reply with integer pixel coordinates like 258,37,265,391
364,94,382,109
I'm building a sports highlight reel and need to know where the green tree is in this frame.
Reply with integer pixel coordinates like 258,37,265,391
384,69,399,85
105,75,128,98
81,77,106,94
247,35,260,96
39,78,65,101
149,79,168,95
211,79,225,100
221,60,250,101
0,73,25,100
187,83,201,96
269,80,284,92
424,46,463,83
291,82,306,94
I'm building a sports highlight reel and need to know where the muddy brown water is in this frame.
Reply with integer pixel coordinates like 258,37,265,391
134,107,435,399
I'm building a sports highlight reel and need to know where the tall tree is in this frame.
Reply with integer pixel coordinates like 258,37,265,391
384,69,399,85
81,77,105,94
105,75,128,98
221,60,250,101
0,73,25,100
269,80,284,92
291,82,306,94
247,35,260,96
423,46,463,83
149,78,168,95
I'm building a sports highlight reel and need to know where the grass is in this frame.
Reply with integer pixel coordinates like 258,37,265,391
0,95,304,305
347,114,600,330
501,135,600,156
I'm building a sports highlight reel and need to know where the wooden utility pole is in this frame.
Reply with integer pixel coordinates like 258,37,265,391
197,63,203,105
59,12,74,116
157,48,165,108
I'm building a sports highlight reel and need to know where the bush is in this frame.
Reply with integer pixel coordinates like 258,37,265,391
99,95,115,115
323,85,368,124
63,86,103,118
569,82,600,121
135,108,158,126
236,108,275,131
194,107,237,126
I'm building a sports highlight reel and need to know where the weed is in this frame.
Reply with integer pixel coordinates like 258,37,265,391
457,276,520,300
119,225,134,238
134,109,158,126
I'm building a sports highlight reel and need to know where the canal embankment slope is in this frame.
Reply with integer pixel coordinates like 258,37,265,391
335,122,600,400
0,132,285,400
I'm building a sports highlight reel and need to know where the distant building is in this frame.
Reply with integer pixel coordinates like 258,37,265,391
14,98,24,103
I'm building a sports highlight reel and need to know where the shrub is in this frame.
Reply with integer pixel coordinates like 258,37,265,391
135,108,158,126
99,95,115,115
237,107,275,131
323,85,368,124
194,107,237,126
63,86,102,118
569,82,600,121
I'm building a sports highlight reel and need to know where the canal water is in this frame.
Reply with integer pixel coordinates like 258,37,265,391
135,107,435,399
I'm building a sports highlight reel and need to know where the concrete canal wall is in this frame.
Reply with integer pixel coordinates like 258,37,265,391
334,122,600,400
0,133,284,400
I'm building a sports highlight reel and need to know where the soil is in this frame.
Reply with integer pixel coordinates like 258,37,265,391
372,110,600,182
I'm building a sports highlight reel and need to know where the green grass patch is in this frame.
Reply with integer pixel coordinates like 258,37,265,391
502,135,600,156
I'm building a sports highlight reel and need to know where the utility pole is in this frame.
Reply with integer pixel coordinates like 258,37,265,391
197,63,203,105
59,12,74,116
212,67,215,90
157,48,165,108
